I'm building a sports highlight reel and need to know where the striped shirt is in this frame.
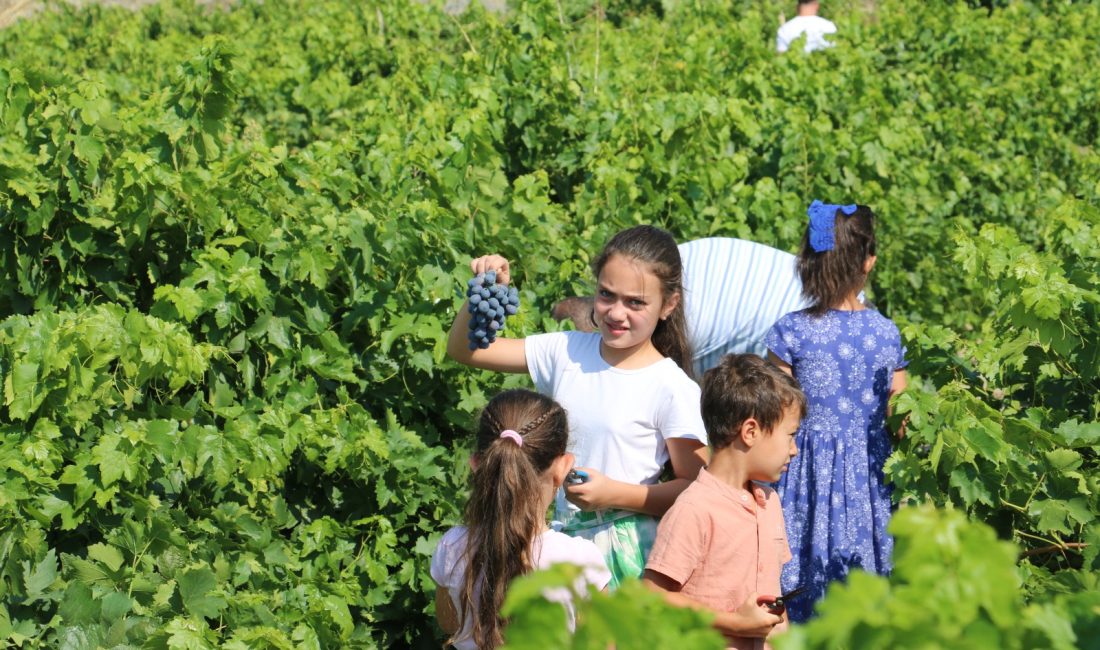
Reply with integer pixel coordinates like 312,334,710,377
680,238,807,374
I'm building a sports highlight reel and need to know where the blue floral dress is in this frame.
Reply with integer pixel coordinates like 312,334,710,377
765,308,907,622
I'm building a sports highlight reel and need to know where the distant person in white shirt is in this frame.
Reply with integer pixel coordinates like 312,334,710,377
776,0,838,54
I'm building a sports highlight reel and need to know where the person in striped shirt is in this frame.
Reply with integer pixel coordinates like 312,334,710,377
552,238,808,376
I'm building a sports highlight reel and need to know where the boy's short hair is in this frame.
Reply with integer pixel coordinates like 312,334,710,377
701,354,807,450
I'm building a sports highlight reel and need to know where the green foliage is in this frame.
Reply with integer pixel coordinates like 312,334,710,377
0,0,1097,645
888,200,1100,601
775,506,1099,650
503,565,724,649
0,306,463,646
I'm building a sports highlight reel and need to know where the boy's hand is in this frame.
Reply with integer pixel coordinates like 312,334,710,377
644,574,785,642
563,467,615,511
726,592,783,638
470,255,511,285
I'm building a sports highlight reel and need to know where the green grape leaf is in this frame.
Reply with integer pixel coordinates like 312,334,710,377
1054,419,1100,446
177,568,226,620
23,548,58,602
86,544,125,573
1031,500,1073,536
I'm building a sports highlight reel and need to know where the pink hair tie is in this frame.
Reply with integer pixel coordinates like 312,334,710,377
499,429,523,446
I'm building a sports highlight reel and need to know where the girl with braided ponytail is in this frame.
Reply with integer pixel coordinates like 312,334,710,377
431,389,611,649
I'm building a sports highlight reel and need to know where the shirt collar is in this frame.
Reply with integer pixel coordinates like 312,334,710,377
698,468,769,510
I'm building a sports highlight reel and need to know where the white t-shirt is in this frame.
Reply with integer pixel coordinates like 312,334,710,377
776,15,838,53
431,526,611,649
679,238,808,374
525,331,707,514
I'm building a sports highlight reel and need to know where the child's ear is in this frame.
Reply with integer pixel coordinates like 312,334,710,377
660,290,681,321
864,255,878,274
469,454,480,472
550,453,574,487
739,418,761,447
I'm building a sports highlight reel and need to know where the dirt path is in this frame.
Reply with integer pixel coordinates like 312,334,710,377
0,0,504,29
1,0,235,28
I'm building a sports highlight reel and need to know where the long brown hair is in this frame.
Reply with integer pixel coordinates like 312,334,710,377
798,205,877,316
457,389,569,649
591,225,694,377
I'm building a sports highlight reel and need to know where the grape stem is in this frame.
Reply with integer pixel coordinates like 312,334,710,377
1014,529,1064,549
1019,542,1088,559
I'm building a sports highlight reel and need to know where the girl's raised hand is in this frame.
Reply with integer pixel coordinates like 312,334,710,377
446,253,527,374
470,255,511,286
563,467,616,512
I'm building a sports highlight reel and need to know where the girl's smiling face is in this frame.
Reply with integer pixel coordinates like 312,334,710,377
593,254,679,366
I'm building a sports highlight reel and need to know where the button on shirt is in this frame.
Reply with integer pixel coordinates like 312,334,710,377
646,468,791,650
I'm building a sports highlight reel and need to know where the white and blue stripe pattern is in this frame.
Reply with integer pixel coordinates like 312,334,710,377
680,238,808,374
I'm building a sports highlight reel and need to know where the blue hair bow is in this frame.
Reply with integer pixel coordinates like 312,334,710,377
807,200,858,252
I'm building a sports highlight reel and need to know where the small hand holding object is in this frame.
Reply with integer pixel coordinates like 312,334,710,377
726,592,784,639
469,255,510,286
565,468,589,485
563,467,612,511
755,585,808,617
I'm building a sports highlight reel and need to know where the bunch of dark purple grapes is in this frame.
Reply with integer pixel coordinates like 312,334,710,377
466,271,519,350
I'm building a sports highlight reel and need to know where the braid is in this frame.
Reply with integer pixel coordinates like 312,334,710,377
482,409,506,436
516,406,559,436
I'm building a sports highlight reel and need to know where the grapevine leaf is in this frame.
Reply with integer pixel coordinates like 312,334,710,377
1063,498,1093,527
165,616,214,649
321,595,352,639
177,568,226,620
1053,419,1100,446
100,592,132,622
965,420,1006,461
86,544,125,573
1031,500,1073,536
6,361,41,420
949,466,994,507
1045,449,1083,472
55,624,103,650
57,582,100,624
72,134,105,169
66,556,113,588
23,548,58,601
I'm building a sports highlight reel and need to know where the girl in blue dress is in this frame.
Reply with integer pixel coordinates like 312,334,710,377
765,200,908,622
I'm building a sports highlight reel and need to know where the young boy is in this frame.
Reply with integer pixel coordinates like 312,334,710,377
644,354,806,649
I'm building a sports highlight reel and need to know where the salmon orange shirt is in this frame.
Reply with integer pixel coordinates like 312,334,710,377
646,468,791,650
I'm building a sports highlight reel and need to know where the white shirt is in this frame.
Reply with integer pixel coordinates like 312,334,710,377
431,527,611,649
776,15,838,53
680,238,808,373
525,331,707,513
